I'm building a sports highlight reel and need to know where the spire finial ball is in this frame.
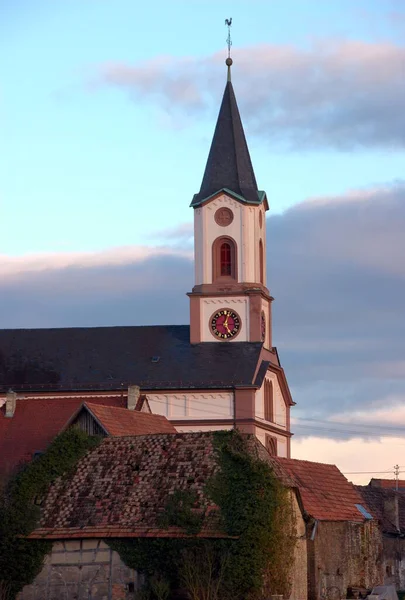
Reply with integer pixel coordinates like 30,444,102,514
226,57,233,67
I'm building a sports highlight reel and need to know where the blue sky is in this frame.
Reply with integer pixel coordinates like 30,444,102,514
1,0,404,254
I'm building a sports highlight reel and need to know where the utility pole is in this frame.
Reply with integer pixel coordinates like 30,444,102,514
394,464,400,491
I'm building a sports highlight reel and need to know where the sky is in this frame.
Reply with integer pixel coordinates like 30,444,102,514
1,0,405,484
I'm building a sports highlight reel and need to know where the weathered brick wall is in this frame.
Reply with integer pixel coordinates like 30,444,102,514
308,520,383,600
382,536,405,589
17,539,139,600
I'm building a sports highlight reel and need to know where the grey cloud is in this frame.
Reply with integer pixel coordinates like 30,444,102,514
97,41,405,150
1,182,405,438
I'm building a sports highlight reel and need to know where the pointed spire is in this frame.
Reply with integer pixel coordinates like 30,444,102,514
191,60,261,207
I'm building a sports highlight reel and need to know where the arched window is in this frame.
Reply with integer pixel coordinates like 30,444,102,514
264,379,274,422
265,434,277,456
259,239,264,285
212,237,237,281
221,242,232,276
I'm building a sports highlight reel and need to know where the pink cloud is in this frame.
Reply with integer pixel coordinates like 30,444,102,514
95,40,405,149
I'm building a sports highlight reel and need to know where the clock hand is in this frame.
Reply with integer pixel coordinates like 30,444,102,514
224,314,232,334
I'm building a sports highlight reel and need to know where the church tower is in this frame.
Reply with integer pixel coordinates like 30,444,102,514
188,58,272,348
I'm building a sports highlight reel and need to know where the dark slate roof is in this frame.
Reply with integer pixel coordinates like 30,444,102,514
356,485,405,534
191,80,262,207
0,325,263,392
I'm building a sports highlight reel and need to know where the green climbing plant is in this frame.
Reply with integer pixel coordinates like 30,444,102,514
0,427,102,600
108,430,297,600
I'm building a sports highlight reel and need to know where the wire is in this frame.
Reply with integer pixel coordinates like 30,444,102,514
342,470,401,475
144,394,405,438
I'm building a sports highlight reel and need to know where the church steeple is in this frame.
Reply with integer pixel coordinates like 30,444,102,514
191,60,262,207
188,52,271,348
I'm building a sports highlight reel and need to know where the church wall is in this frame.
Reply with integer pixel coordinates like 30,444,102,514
252,204,267,286
255,427,288,458
255,372,287,429
242,204,259,283
174,423,233,433
201,296,249,342
18,539,138,600
147,391,234,420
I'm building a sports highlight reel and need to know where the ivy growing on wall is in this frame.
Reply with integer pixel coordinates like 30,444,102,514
108,430,297,600
0,428,102,600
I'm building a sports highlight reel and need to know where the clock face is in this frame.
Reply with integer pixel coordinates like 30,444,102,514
210,309,241,339
261,312,266,342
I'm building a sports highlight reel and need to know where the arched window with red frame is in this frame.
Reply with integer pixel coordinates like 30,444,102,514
213,237,237,281
220,242,232,276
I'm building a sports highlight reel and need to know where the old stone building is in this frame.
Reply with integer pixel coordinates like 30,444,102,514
17,431,307,600
357,480,405,590
271,457,384,600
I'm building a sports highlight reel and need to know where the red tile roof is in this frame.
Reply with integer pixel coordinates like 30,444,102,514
273,457,367,522
370,478,405,492
84,403,176,436
0,394,125,478
30,526,232,540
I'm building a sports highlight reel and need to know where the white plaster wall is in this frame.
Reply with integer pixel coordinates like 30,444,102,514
194,194,263,285
255,371,287,429
255,427,288,458
252,205,267,286
147,392,234,420
201,296,249,342
194,207,203,284
175,424,233,433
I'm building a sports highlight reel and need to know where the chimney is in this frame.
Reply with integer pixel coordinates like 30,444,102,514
384,492,400,532
5,390,17,418
127,385,140,411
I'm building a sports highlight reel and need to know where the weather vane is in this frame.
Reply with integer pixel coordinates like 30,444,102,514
225,18,232,58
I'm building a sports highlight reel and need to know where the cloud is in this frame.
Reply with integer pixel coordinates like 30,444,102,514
1,181,405,450
292,435,405,485
96,40,405,150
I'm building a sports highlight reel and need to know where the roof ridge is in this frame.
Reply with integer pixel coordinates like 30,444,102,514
277,456,340,469
0,324,190,333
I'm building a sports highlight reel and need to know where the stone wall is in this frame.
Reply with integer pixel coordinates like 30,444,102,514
18,539,139,600
307,520,383,600
382,536,405,590
289,491,308,600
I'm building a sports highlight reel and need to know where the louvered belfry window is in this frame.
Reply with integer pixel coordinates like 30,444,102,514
220,242,232,276
213,237,237,281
